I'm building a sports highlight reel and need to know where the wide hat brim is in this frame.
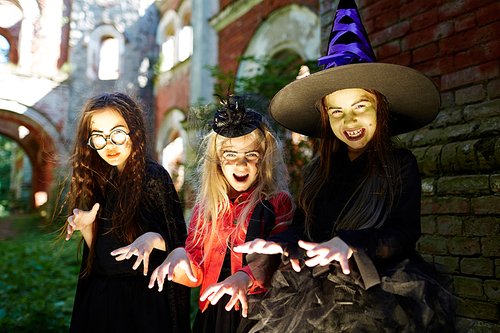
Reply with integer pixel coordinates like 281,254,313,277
270,62,441,137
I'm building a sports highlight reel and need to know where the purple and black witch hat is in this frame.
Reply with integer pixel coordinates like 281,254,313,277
270,0,441,137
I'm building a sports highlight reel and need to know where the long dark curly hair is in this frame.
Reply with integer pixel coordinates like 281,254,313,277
66,92,148,275
299,89,401,235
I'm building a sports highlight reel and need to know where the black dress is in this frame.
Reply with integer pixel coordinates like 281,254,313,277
192,242,242,333
243,148,458,333
70,160,191,333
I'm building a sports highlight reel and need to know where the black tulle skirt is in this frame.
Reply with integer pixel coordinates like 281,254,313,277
242,259,458,333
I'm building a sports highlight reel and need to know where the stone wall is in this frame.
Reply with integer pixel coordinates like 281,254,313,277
319,0,500,327
68,0,159,140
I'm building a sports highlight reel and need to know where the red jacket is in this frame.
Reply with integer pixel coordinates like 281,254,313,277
184,189,293,311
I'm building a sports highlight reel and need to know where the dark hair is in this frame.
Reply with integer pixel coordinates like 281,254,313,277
66,92,148,275
299,89,401,235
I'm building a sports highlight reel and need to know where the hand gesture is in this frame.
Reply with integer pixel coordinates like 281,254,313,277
298,237,353,275
110,232,165,276
148,247,197,291
66,203,100,241
200,271,253,318
234,238,301,272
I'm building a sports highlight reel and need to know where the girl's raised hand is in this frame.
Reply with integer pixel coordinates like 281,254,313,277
66,203,100,240
148,247,197,291
111,232,165,276
234,239,301,272
200,271,253,318
298,237,353,275
233,238,283,254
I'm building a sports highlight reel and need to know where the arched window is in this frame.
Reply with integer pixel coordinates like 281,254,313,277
161,23,176,71
178,10,192,62
0,35,9,63
156,110,186,192
87,25,124,81
237,4,320,78
98,36,119,80
156,1,192,72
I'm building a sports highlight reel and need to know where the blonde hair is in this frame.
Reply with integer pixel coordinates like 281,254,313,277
188,124,291,260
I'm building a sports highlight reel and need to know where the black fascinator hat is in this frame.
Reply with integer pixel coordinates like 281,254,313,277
188,93,272,151
212,94,264,138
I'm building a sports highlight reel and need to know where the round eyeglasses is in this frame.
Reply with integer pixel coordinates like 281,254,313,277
87,129,130,150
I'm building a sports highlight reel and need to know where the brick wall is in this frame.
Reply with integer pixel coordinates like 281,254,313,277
321,0,500,325
217,0,319,76
155,62,191,127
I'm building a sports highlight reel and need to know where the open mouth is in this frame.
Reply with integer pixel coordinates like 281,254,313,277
107,152,121,158
233,173,249,182
344,128,365,141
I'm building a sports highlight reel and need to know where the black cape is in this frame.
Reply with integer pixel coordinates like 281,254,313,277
70,160,191,333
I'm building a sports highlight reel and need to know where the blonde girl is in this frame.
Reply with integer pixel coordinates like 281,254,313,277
149,94,294,333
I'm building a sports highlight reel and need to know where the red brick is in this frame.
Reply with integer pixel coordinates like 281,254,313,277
418,235,449,255
484,39,500,61
438,0,497,21
410,8,438,31
358,0,378,9
455,48,485,69
413,56,454,77
437,216,462,236
455,85,486,105
483,236,500,257
457,299,500,321
453,276,484,298
369,21,410,48
375,40,400,60
365,10,399,35
454,13,476,33
477,1,500,26
439,21,500,56
400,0,447,20
461,257,494,277
449,237,481,256
441,61,499,91
380,51,411,66
421,216,437,234
361,0,400,22
421,197,470,215
472,196,500,214
465,217,500,236
402,21,454,51
412,43,438,64
434,256,459,274
487,80,500,99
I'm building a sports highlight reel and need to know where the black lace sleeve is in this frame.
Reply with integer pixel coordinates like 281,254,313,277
141,159,187,253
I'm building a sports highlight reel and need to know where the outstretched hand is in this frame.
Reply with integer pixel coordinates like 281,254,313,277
234,238,301,272
298,237,353,275
200,271,253,318
148,247,197,291
66,203,100,240
111,232,165,276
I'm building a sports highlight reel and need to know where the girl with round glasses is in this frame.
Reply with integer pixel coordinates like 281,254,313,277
87,128,130,150
63,92,190,333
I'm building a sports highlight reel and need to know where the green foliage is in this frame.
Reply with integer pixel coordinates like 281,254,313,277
0,213,201,331
206,55,320,198
0,221,79,332
0,135,32,215
206,55,319,100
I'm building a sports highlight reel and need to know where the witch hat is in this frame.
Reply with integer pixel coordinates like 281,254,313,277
270,0,440,137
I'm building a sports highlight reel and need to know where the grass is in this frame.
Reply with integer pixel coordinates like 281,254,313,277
0,214,201,332
0,215,79,332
